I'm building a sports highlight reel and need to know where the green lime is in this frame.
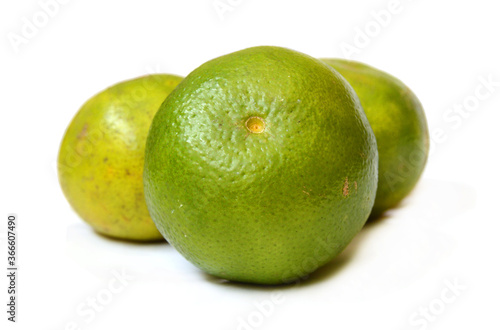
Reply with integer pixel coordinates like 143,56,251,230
58,74,183,241
144,47,378,284
321,59,429,218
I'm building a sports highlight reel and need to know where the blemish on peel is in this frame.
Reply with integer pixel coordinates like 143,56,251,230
343,177,349,197
78,123,89,140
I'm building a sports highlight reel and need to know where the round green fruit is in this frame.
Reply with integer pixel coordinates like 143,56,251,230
321,59,429,218
144,46,378,284
58,74,183,241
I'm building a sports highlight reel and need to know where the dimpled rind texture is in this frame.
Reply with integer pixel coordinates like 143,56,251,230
321,59,429,218
144,47,378,284
58,74,183,241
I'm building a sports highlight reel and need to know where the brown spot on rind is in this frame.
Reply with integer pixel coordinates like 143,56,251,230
354,181,358,192
77,124,88,140
343,177,349,197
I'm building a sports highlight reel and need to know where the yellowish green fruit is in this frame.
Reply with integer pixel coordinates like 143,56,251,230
58,74,183,241
321,59,429,218
144,46,378,284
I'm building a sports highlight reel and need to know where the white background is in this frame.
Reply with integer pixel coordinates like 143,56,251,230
1,0,499,329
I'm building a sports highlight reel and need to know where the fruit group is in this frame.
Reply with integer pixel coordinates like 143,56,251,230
144,46,378,284
321,59,429,218
58,74,183,241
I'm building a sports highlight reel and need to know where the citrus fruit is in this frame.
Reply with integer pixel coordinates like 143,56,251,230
144,46,378,284
58,74,183,241
321,59,429,218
